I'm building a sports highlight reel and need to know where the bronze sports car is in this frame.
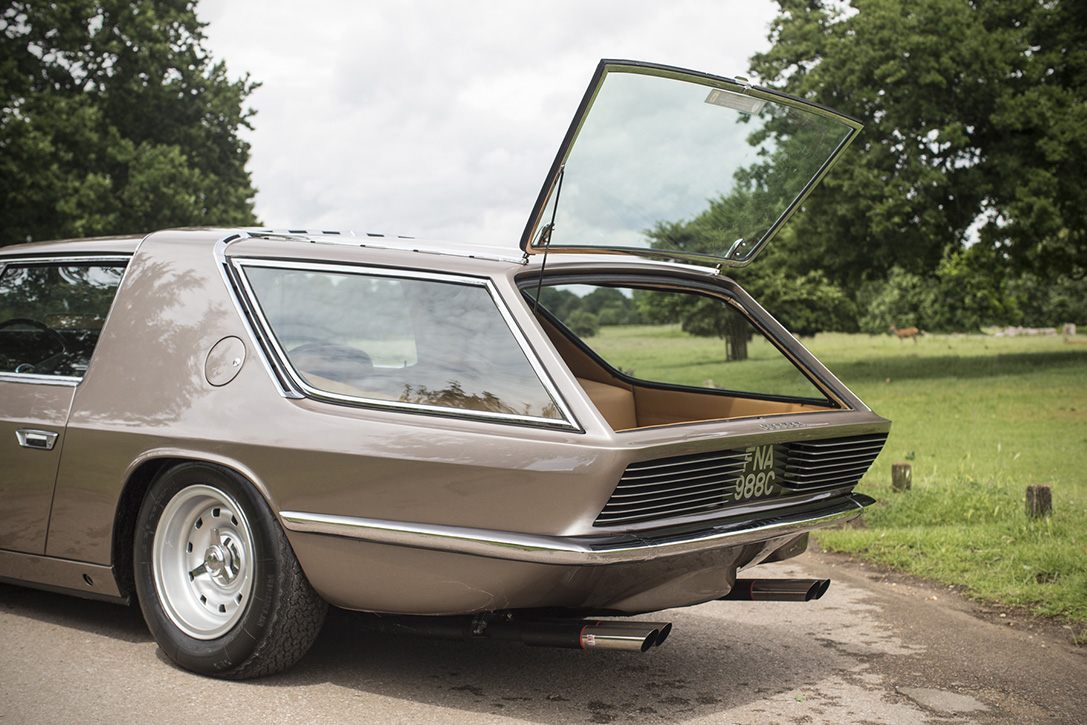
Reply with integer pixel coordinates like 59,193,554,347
0,60,888,678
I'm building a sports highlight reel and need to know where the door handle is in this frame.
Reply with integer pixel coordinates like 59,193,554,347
15,429,59,451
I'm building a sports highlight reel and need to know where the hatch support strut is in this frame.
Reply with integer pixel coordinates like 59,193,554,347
531,164,565,314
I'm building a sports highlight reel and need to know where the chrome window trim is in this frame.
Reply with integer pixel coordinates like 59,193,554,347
0,255,132,266
0,373,80,386
210,232,303,398
0,254,131,384
227,257,580,430
246,229,527,265
279,493,872,565
518,269,845,410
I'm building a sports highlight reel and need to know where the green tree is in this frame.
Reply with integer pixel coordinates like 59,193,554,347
564,308,600,338
636,288,754,361
733,259,858,336
855,243,1019,334
1007,274,1087,328
1,0,259,244
581,287,642,326
748,0,1087,287
535,287,582,320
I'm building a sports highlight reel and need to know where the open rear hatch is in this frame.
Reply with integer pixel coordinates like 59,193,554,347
516,61,881,437
520,60,862,267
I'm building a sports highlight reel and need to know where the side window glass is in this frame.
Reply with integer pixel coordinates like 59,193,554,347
0,262,127,378
241,265,564,424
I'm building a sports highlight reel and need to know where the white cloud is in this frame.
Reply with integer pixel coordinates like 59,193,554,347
197,0,778,245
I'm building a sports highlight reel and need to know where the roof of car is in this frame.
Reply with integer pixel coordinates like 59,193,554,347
0,228,721,279
0,229,523,264
241,229,526,265
0,234,144,257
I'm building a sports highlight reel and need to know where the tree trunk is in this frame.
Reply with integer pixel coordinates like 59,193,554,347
724,317,748,361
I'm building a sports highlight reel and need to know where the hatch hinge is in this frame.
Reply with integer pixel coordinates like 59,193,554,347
725,238,747,261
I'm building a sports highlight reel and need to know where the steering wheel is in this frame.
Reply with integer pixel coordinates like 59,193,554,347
289,342,374,383
0,317,70,350
0,317,70,373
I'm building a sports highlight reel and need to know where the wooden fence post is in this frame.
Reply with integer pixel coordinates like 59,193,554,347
891,463,912,492
1026,485,1052,517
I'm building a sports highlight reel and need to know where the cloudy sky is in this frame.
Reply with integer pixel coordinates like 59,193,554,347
197,0,779,247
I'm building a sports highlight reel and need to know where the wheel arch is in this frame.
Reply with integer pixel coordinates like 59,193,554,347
112,452,278,601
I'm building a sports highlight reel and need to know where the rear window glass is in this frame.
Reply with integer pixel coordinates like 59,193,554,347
240,264,564,423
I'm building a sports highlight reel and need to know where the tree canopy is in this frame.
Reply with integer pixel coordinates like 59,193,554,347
0,0,260,244
745,0,1087,288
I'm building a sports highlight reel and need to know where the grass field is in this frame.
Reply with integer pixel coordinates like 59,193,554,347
591,326,1087,626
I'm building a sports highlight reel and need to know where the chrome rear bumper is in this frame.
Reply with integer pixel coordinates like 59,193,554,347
280,493,873,566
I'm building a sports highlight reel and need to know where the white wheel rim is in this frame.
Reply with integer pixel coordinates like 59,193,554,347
153,484,255,640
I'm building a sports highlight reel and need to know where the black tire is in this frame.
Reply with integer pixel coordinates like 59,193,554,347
134,462,327,678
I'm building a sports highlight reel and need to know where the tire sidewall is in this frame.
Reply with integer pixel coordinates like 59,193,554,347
134,462,281,677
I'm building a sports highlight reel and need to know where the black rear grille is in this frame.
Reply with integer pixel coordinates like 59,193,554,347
594,433,887,527
781,435,888,490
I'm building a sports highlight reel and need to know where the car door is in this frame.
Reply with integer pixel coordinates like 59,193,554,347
0,258,127,554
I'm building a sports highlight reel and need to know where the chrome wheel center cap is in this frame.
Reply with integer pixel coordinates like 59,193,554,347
203,543,236,583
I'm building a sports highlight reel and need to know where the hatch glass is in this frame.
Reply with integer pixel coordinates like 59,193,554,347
520,61,862,266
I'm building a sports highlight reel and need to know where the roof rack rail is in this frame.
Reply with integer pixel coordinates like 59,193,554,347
255,228,356,237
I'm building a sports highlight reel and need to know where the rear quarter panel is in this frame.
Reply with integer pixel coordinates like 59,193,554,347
46,231,628,567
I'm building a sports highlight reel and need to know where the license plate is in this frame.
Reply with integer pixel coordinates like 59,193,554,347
730,445,782,502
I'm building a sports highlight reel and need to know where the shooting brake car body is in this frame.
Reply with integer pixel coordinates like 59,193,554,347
0,61,889,678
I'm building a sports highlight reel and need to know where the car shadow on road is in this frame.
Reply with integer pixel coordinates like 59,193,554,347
0,582,149,644
253,601,886,724
0,574,894,724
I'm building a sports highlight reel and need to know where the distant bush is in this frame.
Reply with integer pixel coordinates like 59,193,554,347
1008,274,1087,328
564,309,599,338
858,247,1016,333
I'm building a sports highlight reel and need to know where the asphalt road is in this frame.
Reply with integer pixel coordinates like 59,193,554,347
2,550,1084,724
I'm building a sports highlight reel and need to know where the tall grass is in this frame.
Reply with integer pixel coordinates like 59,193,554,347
591,326,1087,622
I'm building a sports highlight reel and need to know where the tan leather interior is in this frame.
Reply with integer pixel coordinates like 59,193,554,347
576,378,637,430
540,313,831,431
631,385,822,427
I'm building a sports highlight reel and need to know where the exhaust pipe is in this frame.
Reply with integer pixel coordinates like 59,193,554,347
574,620,671,651
486,619,670,652
367,614,671,652
719,578,831,602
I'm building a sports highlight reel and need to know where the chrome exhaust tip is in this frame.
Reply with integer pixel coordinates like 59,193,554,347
719,578,831,602
577,620,673,652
